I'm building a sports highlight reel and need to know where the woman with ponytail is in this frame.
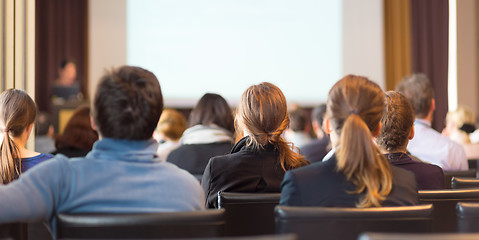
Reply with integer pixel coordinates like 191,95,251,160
280,75,418,207
0,89,53,184
201,82,309,208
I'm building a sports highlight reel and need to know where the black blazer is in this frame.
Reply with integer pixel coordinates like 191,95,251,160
201,137,286,208
299,137,330,163
280,153,419,207
166,142,233,175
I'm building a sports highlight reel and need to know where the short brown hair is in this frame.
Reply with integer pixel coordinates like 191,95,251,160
93,66,163,140
377,91,415,152
395,73,434,118
288,108,308,132
156,109,187,141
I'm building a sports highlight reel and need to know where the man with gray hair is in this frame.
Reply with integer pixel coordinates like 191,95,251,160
396,73,467,170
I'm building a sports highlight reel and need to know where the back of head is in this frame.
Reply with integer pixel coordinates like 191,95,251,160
395,73,434,118
36,111,52,136
156,109,187,141
327,75,390,207
0,89,37,183
93,66,163,140
188,93,234,133
377,91,415,152
311,103,327,136
55,106,98,151
236,82,308,171
446,106,476,133
288,108,308,132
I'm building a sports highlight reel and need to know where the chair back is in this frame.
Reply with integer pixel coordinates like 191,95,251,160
218,192,280,236
56,210,225,239
275,204,433,240
451,177,479,189
0,223,27,240
457,202,479,233
359,232,479,240
419,189,479,232
444,170,477,188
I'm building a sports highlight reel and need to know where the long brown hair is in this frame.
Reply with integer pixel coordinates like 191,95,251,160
55,106,98,151
189,93,234,133
236,82,308,171
327,75,391,207
0,89,37,183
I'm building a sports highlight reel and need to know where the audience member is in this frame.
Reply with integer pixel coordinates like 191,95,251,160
154,109,187,161
442,106,476,144
0,66,204,225
299,104,331,163
396,73,468,170
167,93,234,176
52,105,98,158
280,75,418,207
202,82,309,208
34,111,55,154
284,107,313,148
377,91,445,190
0,89,54,184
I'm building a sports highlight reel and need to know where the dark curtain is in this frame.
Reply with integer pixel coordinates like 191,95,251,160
35,0,88,112
410,0,449,131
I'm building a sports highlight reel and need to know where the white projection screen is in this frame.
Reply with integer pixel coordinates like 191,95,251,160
127,0,342,106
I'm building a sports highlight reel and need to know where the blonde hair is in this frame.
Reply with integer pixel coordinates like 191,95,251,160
155,109,187,141
236,82,308,171
0,89,37,184
327,75,391,207
446,106,475,130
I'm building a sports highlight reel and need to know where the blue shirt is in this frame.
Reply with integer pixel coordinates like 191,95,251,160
21,153,54,172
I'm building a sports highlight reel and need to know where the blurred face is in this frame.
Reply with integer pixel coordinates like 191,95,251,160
59,62,77,85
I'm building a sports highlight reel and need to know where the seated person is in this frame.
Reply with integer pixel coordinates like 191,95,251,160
52,105,98,158
377,91,445,190
154,109,187,161
280,75,418,207
167,93,234,176
0,66,205,225
442,106,476,144
396,73,467,170
0,89,54,183
284,107,313,148
34,111,55,154
300,104,331,163
202,82,309,208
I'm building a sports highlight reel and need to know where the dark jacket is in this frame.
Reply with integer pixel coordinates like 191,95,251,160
280,153,419,207
385,152,445,190
167,142,233,176
201,137,286,208
299,137,330,163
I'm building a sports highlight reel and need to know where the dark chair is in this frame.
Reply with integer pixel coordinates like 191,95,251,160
451,177,479,189
359,232,479,240
56,209,225,239
217,192,280,236
275,204,433,240
0,223,27,240
419,188,479,232
444,170,476,188
457,202,479,232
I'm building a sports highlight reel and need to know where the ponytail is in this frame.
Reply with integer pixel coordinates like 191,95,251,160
0,128,21,184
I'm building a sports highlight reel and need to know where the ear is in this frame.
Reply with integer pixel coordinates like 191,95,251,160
372,122,382,138
409,125,415,140
90,116,98,131
324,118,332,134
431,99,436,112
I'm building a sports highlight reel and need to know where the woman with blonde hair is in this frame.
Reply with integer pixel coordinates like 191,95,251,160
202,82,308,208
154,109,187,161
0,89,53,183
280,75,418,207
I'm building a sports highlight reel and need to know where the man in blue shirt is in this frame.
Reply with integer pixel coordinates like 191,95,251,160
0,66,205,224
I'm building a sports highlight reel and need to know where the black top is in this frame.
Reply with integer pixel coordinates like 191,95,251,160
167,142,233,175
201,137,286,208
385,152,445,190
52,147,91,158
299,137,330,163
280,154,419,207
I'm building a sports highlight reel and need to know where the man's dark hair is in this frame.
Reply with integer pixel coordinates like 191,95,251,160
395,73,434,118
188,93,234,133
93,66,163,140
36,112,52,136
288,108,308,132
311,104,327,127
